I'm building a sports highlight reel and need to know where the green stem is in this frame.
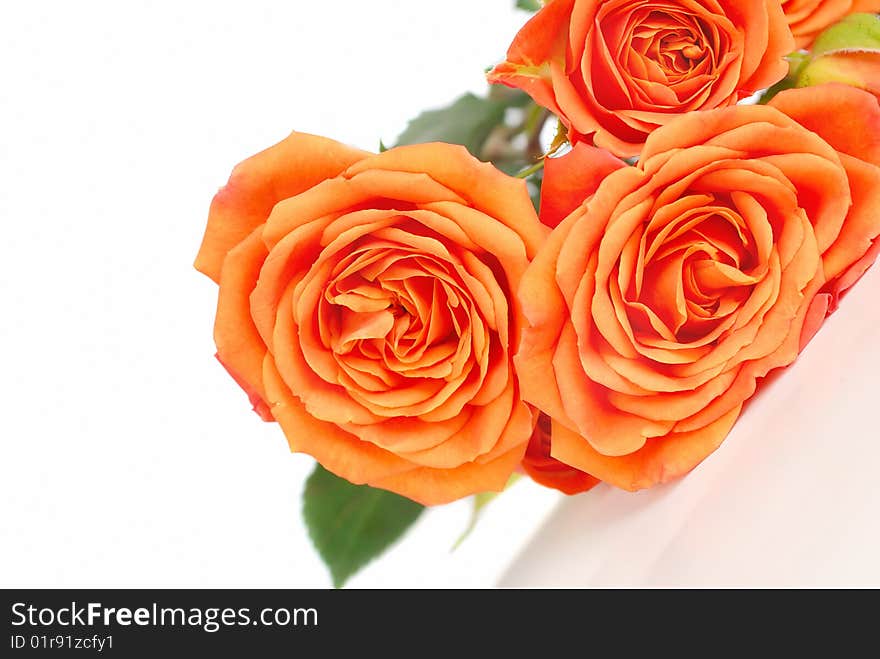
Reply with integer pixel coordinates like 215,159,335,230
515,159,545,179
523,105,551,161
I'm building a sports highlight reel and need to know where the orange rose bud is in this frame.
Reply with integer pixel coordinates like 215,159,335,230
781,0,880,48
800,50,880,96
795,13,880,98
195,133,547,505
488,0,794,158
516,86,880,491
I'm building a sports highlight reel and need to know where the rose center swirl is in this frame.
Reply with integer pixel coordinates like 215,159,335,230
630,12,717,77
594,3,728,108
622,193,764,344
316,236,483,393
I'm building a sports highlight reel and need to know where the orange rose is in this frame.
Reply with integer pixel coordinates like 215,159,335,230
195,133,546,505
516,85,880,490
781,1,880,48
488,0,794,157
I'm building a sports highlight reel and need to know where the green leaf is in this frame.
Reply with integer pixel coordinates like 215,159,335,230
452,474,521,550
395,92,508,157
303,464,424,588
487,86,533,107
811,13,880,56
516,0,543,11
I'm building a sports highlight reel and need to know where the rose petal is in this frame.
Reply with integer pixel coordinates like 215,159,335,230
550,406,742,491
769,85,880,166
195,132,367,281
539,143,627,228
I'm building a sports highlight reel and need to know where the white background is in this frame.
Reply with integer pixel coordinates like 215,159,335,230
0,0,558,588
3,1,879,589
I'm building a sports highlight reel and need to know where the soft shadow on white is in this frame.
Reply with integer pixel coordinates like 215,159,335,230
500,265,880,588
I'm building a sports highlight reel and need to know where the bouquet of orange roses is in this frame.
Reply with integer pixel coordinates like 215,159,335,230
195,0,880,586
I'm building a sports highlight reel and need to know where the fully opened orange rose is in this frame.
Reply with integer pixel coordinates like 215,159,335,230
781,1,880,47
195,133,545,505
488,0,794,157
516,85,880,490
